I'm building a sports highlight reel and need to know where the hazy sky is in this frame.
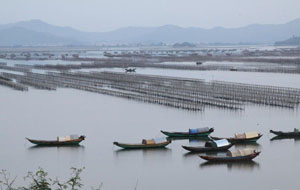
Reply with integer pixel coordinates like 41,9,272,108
1,0,300,32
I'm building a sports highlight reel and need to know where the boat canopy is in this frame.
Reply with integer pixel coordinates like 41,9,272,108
142,137,167,145
227,148,255,157
213,139,230,147
189,127,209,134
57,135,79,142
205,139,230,148
70,134,79,140
142,139,155,145
235,132,259,139
245,132,259,138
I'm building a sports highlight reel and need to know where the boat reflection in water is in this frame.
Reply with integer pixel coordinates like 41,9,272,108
114,148,172,163
26,145,86,163
28,144,85,149
270,136,300,146
200,160,260,171
27,145,85,154
234,143,261,149
271,136,300,142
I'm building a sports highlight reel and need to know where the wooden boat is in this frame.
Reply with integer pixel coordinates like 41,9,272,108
161,127,214,138
113,139,171,149
182,139,233,153
199,149,260,162
210,132,262,143
26,135,85,146
270,129,300,137
125,67,136,72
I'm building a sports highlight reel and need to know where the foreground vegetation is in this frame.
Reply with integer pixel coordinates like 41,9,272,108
0,168,102,190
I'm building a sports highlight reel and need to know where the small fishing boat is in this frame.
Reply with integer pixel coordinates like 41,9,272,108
211,132,262,143
125,67,136,72
270,129,300,137
26,135,85,146
113,138,171,149
199,148,260,162
161,127,214,138
182,139,233,153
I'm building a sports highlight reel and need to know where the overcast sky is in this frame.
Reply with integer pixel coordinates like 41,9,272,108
1,0,300,32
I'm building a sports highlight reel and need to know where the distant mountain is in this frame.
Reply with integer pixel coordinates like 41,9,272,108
0,26,81,46
1,19,300,46
275,36,300,46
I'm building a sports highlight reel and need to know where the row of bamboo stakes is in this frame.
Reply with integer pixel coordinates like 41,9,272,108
1,67,300,110
0,78,28,91
14,58,300,74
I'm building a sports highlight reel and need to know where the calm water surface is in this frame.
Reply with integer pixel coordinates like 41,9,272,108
1,85,300,190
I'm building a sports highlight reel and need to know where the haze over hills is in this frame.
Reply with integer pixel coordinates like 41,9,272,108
1,19,300,46
275,36,300,46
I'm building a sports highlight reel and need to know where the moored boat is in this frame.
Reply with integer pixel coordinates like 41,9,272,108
210,132,262,143
182,139,233,153
26,135,85,146
113,137,171,149
270,129,300,137
199,148,260,162
161,127,214,138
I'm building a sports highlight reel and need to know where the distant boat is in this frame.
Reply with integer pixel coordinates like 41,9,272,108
161,127,214,138
210,132,262,143
196,61,203,65
270,129,300,137
104,52,114,57
182,139,233,153
125,67,136,72
113,138,171,149
199,148,261,162
26,135,85,146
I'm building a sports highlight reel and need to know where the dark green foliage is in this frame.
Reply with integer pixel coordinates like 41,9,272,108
23,168,51,190
0,168,102,190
